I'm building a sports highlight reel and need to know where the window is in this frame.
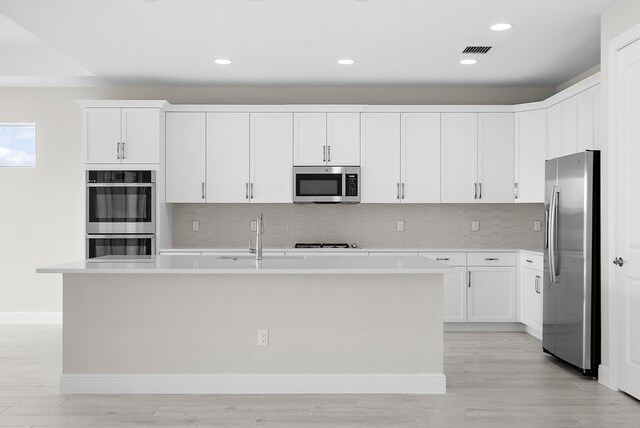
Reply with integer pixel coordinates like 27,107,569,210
0,123,36,167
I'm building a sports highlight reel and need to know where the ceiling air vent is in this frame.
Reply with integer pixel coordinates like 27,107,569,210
461,46,492,54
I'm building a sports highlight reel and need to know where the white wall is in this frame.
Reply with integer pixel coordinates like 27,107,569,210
0,84,555,315
599,0,640,370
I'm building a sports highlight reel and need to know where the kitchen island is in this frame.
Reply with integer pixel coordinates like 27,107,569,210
38,255,451,394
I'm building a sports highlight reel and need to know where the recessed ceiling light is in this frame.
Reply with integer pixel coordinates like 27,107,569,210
490,23,512,31
460,59,478,65
214,59,232,65
337,59,355,65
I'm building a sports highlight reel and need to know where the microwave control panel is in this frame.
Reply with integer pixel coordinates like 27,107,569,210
346,174,358,196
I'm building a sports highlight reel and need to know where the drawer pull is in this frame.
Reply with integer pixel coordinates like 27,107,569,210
526,259,533,263
485,258,499,261
436,257,450,261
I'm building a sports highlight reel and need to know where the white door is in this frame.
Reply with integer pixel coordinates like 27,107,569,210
360,113,401,203
121,108,160,163
576,88,595,152
207,113,250,203
250,113,293,203
327,113,360,165
560,98,577,156
467,267,516,322
441,113,477,203
521,268,542,331
84,108,121,163
401,113,440,203
547,104,562,160
477,113,515,203
515,110,546,203
615,38,640,400
165,112,206,203
293,113,326,166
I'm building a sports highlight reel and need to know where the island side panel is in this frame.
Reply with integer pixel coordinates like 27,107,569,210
63,273,443,375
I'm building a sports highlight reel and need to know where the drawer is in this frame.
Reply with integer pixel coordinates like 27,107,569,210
467,252,516,267
419,252,466,266
520,253,543,270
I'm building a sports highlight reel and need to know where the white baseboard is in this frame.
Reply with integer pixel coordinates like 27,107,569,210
0,312,62,324
444,322,526,333
524,325,542,340
598,365,616,390
60,373,446,395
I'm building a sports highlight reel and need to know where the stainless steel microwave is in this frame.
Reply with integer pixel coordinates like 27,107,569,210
293,166,360,203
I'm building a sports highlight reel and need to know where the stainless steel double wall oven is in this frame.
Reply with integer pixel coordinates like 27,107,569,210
86,170,156,260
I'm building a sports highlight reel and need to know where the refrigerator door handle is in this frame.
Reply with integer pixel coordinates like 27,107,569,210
549,185,560,283
544,209,549,249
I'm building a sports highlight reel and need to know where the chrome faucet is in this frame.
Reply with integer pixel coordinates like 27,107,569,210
249,213,264,261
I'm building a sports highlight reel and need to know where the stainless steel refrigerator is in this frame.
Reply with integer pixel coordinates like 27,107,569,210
543,150,600,377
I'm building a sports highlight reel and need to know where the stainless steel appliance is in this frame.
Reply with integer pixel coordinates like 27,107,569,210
543,150,600,376
86,234,155,262
86,170,155,234
293,166,360,203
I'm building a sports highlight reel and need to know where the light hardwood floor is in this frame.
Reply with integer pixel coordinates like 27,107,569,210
0,326,638,427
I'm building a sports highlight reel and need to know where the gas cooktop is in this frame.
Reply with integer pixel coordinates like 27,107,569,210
294,243,353,249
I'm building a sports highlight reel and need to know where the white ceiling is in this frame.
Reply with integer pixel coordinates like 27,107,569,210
0,0,617,87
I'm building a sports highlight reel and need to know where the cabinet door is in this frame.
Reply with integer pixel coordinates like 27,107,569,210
250,113,293,203
467,267,516,322
360,113,401,203
293,113,326,166
121,108,160,164
547,104,562,160
593,86,601,150
166,112,206,203
576,89,595,152
443,267,468,322
85,108,121,163
515,110,546,203
521,268,543,331
327,113,360,165
560,98,577,156
401,113,440,203
477,113,515,203
207,113,250,203
441,113,477,203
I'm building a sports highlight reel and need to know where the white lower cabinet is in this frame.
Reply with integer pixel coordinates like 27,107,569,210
467,267,516,322
520,254,543,336
419,252,467,322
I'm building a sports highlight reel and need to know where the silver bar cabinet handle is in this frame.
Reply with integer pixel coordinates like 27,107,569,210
245,183,249,199
250,183,254,199
515,183,518,199
121,142,125,159
201,182,205,199
485,257,499,261
474,183,478,199
436,257,450,261
397,183,400,199
323,146,326,162
478,182,482,199
327,145,331,163
468,271,471,288
401,183,405,199
116,142,121,159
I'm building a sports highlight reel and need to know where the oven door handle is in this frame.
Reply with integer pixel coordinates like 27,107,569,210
87,234,155,239
86,183,155,187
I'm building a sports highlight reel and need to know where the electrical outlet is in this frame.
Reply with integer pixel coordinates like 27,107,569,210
534,220,541,231
258,329,269,346
397,220,405,232
471,220,480,232
250,220,257,231
192,220,199,231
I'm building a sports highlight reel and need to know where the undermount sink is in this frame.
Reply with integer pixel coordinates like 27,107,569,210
216,255,302,260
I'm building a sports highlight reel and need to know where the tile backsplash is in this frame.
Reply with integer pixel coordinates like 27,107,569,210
172,203,544,251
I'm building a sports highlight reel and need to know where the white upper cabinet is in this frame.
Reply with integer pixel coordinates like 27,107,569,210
293,112,360,166
166,112,206,203
477,113,515,203
546,84,600,159
250,113,293,203
207,113,250,203
360,113,401,203
441,113,478,203
515,110,546,203
85,108,160,164
401,113,441,203
293,113,326,165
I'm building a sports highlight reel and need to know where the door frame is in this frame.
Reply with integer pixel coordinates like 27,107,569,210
606,20,640,392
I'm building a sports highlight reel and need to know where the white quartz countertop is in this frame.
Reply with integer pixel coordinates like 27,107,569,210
160,247,544,255
37,254,454,275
